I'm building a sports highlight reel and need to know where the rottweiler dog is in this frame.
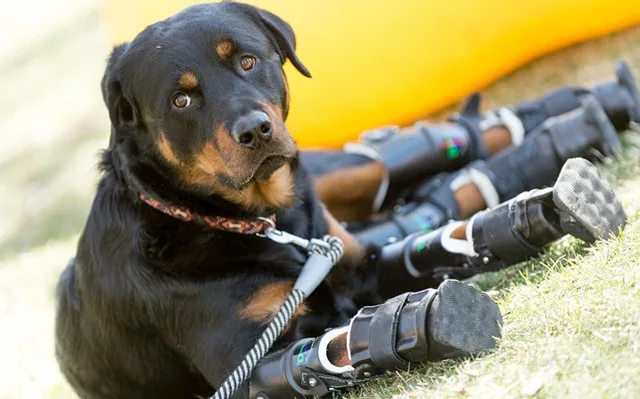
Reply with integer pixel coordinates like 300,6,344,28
55,2,376,398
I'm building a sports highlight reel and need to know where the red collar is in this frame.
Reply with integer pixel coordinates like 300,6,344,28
138,193,276,234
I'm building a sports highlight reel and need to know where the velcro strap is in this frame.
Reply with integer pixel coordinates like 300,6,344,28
449,94,491,161
508,193,545,255
412,173,461,220
368,293,410,370
541,87,582,119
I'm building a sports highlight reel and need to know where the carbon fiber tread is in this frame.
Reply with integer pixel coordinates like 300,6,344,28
553,158,626,241
430,280,502,354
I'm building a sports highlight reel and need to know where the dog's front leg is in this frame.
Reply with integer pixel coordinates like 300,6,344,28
320,207,385,308
159,277,307,399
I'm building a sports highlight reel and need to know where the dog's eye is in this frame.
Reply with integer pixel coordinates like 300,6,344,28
239,55,256,71
172,93,191,108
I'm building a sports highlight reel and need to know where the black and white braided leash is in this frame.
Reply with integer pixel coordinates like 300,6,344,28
211,230,344,399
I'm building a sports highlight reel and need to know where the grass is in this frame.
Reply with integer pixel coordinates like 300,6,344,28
0,7,639,398
340,26,640,399
344,148,640,399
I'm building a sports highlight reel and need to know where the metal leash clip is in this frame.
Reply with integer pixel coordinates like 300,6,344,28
263,227,332,253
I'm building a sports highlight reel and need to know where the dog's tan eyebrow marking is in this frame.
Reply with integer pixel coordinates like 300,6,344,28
216,40,235,59
157,132,180,165
178,72,198,89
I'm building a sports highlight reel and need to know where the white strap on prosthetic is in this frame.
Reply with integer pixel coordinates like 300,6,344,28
346,315,355,360
450,167,500,209
343,142,389,212
480,107,526,146
466,213,479,251
440,221,478,257
317,325,354,374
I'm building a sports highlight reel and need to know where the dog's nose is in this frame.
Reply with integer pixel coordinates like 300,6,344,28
231,111,273,149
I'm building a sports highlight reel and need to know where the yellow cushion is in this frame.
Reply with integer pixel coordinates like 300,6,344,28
102,0,640,149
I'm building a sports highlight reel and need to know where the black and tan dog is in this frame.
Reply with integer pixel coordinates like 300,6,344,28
65,0,633,397
54,3,389,398
54,1,633,398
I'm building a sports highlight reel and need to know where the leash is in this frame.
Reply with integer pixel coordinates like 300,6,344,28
136,190,344,398
212,221,344,399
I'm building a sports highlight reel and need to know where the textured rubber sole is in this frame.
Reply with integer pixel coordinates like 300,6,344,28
553,158,627,242
429,280,502,356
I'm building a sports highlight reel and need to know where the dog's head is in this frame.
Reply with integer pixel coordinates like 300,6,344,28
102,2,311,212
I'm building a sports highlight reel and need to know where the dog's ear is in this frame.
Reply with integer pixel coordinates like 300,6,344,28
256,8,312,78
101,43,140,146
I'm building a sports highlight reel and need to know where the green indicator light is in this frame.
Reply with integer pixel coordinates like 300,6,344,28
447,144,461,160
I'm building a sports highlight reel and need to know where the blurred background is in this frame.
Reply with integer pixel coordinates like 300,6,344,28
0,0,638,398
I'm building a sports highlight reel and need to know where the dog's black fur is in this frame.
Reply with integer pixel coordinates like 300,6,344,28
55,3,375,398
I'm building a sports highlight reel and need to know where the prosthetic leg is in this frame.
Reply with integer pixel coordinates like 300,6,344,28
305,94,522,217
304,61,638,219
354,96,621,247
304,99,516,220
249,280,502,399
374,158,627,298
511,61,640,133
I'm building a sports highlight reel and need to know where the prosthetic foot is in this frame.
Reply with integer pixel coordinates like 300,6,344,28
249,280,502,399
375,158,627,298
354,96,621,247
510,60,640,133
